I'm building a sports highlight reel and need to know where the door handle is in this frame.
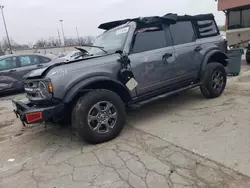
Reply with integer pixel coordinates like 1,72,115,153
194,46,202,52
9,69,16,73
163,53,172,59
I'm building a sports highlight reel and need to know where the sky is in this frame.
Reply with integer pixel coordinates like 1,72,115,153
0,0,225,45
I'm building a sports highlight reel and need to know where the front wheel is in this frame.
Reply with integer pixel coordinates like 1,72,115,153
73,89,126,144
200,62,227,98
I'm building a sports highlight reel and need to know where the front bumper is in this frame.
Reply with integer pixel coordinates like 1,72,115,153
12,99,64,124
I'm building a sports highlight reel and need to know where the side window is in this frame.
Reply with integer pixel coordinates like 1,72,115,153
228,10,241,29
38,56,51,63
0,57,18,71
131,26,167,53
19,56,32,67
19,55,40,67
196,20,219,38
30,55,40,64
242,9,250,28
170,21,196,45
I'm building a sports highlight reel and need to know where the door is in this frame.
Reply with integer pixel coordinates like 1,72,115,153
129,25,176,96
0,55,51,92
169,21,203,81
16,55,42,78
0,56,23,91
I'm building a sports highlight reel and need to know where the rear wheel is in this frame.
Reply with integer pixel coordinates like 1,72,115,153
73,89,126,144
246,49,250,64
200,62,227,98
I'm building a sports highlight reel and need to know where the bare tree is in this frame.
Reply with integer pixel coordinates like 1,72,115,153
63,36,95,46
27,42,33,48
0,37,28,52
0,41,3,54
64,38,77,46
34,39,48,48
47,37,60,47
1,37,12,51
0,35,92,52
84,36,95,45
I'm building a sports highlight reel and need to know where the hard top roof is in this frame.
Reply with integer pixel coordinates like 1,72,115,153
98,13,215,30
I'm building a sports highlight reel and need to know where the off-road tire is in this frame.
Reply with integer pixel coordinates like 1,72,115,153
73,89,126,144
246,53,250,64
200,62,227,98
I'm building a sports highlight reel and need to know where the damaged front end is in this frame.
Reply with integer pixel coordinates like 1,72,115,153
12,98,64,125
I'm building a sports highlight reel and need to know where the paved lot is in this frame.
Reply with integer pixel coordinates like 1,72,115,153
129,67,250,177
1,121,250,188
1,66,250,188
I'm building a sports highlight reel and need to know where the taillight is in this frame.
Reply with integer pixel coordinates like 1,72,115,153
25,112,42,123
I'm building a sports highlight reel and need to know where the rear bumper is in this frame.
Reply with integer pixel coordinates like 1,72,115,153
12,99,64,124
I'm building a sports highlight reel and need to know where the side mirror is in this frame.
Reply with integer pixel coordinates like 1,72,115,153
117,50,130,67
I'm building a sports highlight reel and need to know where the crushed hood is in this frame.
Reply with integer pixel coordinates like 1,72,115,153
23,54,118,79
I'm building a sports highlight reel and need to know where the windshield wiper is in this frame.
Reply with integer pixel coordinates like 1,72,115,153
80,44,108,54
75,47,89,54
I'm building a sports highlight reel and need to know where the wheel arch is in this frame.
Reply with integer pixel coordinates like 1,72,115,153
201,50,229,71
63,76,132,105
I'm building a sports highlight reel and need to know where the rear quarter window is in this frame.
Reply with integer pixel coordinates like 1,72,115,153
196,20,219,38
38,56,51,63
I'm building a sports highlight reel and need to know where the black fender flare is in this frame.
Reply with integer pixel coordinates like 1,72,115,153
201,50,228,71
63,76,132,103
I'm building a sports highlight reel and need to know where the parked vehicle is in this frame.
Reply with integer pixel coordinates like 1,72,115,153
13,13,228,144
0,53,57,94
60,51,84,62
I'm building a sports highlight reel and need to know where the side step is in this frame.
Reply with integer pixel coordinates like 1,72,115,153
130,83,201,108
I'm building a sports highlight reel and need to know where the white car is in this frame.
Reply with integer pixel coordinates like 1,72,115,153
60,51,83,62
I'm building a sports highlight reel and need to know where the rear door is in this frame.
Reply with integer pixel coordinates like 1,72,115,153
169,21,203,81
16,55,43,77
0,56,23,91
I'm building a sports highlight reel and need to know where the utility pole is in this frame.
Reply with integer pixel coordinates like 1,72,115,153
0,5,12,54
57,29,62,46
59,20,65,46
76,26,80,45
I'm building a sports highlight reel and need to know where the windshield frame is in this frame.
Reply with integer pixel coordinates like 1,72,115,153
89,24,132,55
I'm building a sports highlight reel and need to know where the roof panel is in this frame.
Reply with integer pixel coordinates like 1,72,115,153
98,13,215,30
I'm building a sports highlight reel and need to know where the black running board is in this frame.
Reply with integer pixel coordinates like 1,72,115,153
129,83,201,108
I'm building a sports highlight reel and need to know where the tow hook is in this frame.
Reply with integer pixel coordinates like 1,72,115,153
22,121,26,127
13,109,19,118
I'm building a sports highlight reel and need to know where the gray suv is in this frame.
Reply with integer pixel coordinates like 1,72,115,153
13,13,228,144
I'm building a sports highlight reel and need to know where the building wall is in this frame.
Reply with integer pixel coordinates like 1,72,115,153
218,0,250,11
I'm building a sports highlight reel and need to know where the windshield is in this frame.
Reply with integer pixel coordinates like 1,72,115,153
65,51,77,58
89,26,130,55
